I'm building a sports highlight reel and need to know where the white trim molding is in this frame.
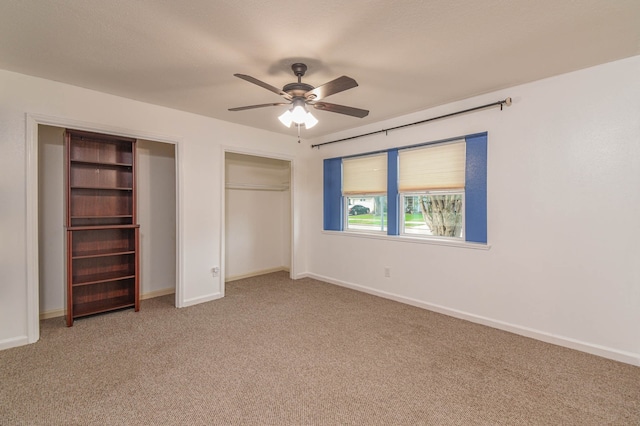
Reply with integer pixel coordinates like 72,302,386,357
0,336,30,351
322,230,491,250
225,267,290,283
25,115,40,343
182,292,224,308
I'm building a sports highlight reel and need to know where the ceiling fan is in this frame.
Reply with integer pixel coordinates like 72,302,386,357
229,63,369,129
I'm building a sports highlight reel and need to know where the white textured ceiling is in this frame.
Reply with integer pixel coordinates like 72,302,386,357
1,0,639,138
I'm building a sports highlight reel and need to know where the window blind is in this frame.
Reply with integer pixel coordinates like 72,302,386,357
398,140,466,191
342,153,387,195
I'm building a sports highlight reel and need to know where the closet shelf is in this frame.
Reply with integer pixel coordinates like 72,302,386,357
73,298,135,318
72,273,136,287
71,186,133,191
225,182,289,191
70,159,132,167
72,249,136,259
68,224,140,231
70,215,133,219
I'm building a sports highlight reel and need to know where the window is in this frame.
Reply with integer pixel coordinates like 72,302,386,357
323,133,487,244
398,140,466,239
345,195,387,232
342,153,387,232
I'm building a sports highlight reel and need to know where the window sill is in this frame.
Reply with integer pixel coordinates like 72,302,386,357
321,230,491,250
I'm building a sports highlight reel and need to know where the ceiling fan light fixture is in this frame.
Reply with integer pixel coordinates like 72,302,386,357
278,110,293,127
304,112,318,129
290,99,308,124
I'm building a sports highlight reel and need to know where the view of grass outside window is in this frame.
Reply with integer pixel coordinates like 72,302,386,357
402,193,464,238
342,153,387,232
346,195,387,232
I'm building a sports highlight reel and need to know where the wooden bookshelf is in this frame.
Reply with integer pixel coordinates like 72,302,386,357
65,130,140,326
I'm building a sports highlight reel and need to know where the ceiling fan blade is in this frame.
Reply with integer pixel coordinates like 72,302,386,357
312,102,369,118
229,103,288,111
234,74,292,100
304,76,358,100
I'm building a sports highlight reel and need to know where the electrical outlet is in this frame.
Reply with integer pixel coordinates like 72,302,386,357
384,267,391,278
212,267,220,277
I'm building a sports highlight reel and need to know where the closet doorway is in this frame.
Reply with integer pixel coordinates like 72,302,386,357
37,125,177,321
224,152,292,282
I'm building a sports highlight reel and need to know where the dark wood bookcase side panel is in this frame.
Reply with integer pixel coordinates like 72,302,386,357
70,164,133,189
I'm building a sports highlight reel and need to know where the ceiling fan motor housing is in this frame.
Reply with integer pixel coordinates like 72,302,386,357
283,82,315,98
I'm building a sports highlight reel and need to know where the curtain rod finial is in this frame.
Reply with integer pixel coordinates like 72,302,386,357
505,97,512,106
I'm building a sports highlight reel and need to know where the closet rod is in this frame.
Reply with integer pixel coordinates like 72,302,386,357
225,183,289,191
310,97,512,149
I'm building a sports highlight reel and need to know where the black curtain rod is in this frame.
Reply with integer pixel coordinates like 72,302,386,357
310,97,512,149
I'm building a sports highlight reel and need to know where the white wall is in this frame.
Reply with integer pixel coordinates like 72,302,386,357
0,69,310,349
136,139,176,298
38,126,65,315
305,56,640,365
225,153,291,279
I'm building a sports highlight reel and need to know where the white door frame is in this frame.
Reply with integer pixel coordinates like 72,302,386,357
220,145,296,295
25,113,184,343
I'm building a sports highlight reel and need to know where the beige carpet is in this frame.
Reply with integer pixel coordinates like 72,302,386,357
1,272,638,425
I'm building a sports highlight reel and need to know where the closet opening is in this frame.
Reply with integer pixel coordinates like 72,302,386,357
37,125,178,323
224,152,292,283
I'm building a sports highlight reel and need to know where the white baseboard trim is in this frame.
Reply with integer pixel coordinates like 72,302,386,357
293,272,310,280
0,335,29,351
141,288,175,300
39,288,177,320
306,273,640,367
40,309,65,320
181,292,223,308
225,267,290,283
